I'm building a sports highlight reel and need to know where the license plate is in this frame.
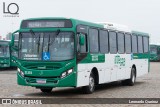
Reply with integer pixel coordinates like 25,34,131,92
36,79,46,84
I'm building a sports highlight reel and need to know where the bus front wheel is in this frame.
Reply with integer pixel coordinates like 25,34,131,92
82,73,95,94
40,88,52,93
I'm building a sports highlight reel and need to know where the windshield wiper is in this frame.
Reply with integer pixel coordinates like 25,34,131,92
29,29,35,36
56,29,60,35
30,29,39,43
48,29,60,46
29,29,39,43
36,34,40,53
47,34,51,52
29,29,40,53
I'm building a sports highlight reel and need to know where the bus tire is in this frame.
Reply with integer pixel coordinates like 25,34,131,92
40,88,52,93
82,73,95,94
122,67,136,86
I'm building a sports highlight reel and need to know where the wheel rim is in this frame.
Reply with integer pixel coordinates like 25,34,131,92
89,76,95,92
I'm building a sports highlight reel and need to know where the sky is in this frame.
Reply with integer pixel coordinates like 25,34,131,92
0,0,160,43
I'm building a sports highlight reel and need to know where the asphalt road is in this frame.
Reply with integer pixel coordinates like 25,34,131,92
0,62,160,106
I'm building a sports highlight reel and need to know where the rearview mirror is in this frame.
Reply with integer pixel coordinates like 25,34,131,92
11,30,19,51
79,33,85,46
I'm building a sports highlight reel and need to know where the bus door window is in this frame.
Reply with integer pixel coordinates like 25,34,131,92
76,25,88,53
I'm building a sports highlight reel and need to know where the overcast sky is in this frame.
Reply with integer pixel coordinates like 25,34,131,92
0,0,160,43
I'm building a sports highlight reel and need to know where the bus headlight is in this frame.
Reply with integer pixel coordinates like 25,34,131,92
17,68,20,73
67,69,73,74
61,69,73,78
21,71,24,77
61,72,67,78
17,68,24,77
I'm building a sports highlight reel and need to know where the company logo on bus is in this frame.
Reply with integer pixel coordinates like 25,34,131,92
114,55,125,66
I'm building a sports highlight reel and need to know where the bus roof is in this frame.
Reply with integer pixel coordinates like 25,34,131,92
132,31,149,37
20,17,150,37
150,44,160,46
22,17,70,21
21,17,104,28
97,22,131,32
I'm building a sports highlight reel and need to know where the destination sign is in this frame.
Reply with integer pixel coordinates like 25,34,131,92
21,19,72,28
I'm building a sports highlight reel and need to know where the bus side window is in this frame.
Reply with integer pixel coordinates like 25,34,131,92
99,30,109,53
117,32,125,54
109,31,117,54
138,36,143,53
89,28,99,53
143,36,149,53
125,34,131,54
158,47,160,53
132,34,138,53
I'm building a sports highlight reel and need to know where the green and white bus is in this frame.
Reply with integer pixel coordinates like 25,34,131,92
0,40,11,68
12,18,150,94
150,44,160,61
0,40,17,68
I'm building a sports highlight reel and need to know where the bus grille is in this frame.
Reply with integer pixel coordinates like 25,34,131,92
25,77,58,84
23,66,61,70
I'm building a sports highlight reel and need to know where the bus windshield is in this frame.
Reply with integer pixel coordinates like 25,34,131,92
150,46,157,54
0,45,10,57
19,32,74,61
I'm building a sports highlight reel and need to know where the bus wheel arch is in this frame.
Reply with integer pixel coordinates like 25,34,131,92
122,65,136,86
82,67,99,94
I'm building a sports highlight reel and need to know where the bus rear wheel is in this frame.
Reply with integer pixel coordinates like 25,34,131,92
40,88,52,93
122,67,136,86
82,73,95,94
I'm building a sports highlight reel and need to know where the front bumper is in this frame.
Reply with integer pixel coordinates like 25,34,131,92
17,71,77,88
